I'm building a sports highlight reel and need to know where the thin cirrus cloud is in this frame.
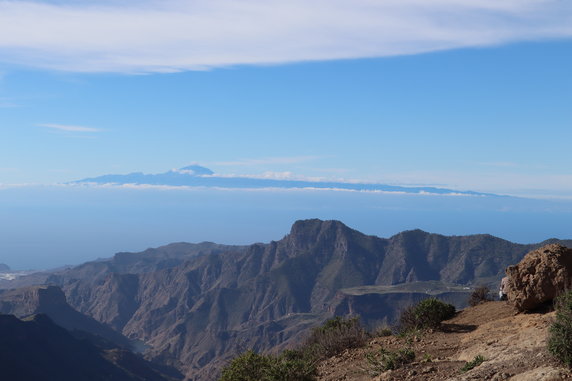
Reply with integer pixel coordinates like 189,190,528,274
0,0,570,73
38,123,101,133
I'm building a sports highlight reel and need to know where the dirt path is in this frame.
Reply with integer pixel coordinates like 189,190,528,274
317,302,572,381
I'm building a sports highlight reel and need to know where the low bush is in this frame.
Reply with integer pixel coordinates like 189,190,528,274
267,350,316,381
219,316,367,381
219,350,272,381
460,354,485,372
303,316,368,359
367,347,415,374
548,291,572,367
468,286,493,307
219,349,316,381
398,298,456,333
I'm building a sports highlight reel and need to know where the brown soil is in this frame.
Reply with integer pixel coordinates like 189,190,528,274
317,301,572,381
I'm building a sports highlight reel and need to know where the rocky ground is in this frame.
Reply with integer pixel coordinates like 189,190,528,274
317,301,571,381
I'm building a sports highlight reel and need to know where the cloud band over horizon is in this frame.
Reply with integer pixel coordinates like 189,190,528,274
0,0,570,73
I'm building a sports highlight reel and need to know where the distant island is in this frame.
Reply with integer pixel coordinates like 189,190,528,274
72,165,497,197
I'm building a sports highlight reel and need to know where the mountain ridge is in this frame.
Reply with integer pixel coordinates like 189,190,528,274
3,219,571,380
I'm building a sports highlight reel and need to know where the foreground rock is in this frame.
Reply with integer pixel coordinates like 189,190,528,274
506,244,572,311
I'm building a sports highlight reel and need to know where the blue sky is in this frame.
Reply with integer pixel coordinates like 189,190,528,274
2,40,571,196
0,0,570,197
0,0,572,268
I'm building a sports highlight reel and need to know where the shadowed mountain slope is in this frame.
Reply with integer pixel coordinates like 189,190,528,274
0,285,132,348
0,313,176,381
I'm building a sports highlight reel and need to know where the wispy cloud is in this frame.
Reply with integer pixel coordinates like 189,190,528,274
0,0,570,73
38,123,101,133
214,156,320,166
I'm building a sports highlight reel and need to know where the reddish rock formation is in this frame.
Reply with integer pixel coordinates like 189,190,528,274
506,244,572,311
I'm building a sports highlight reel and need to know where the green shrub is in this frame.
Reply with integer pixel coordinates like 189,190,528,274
219,349,316,381
548,291,572,367
367,347,415,374
303,316,368,359
468,286,492,307
219,317,366,381
399,298,456,332
460,354,485,372
267,350,316,381
219,350,273,381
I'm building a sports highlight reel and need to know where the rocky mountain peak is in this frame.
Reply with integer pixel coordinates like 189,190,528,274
176,165,214,176
392,229,431,241
288,219,351,244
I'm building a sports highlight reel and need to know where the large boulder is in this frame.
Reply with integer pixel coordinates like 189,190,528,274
506,244,572,311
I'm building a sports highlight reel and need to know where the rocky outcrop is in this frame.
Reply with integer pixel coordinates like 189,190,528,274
506,244,572,311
